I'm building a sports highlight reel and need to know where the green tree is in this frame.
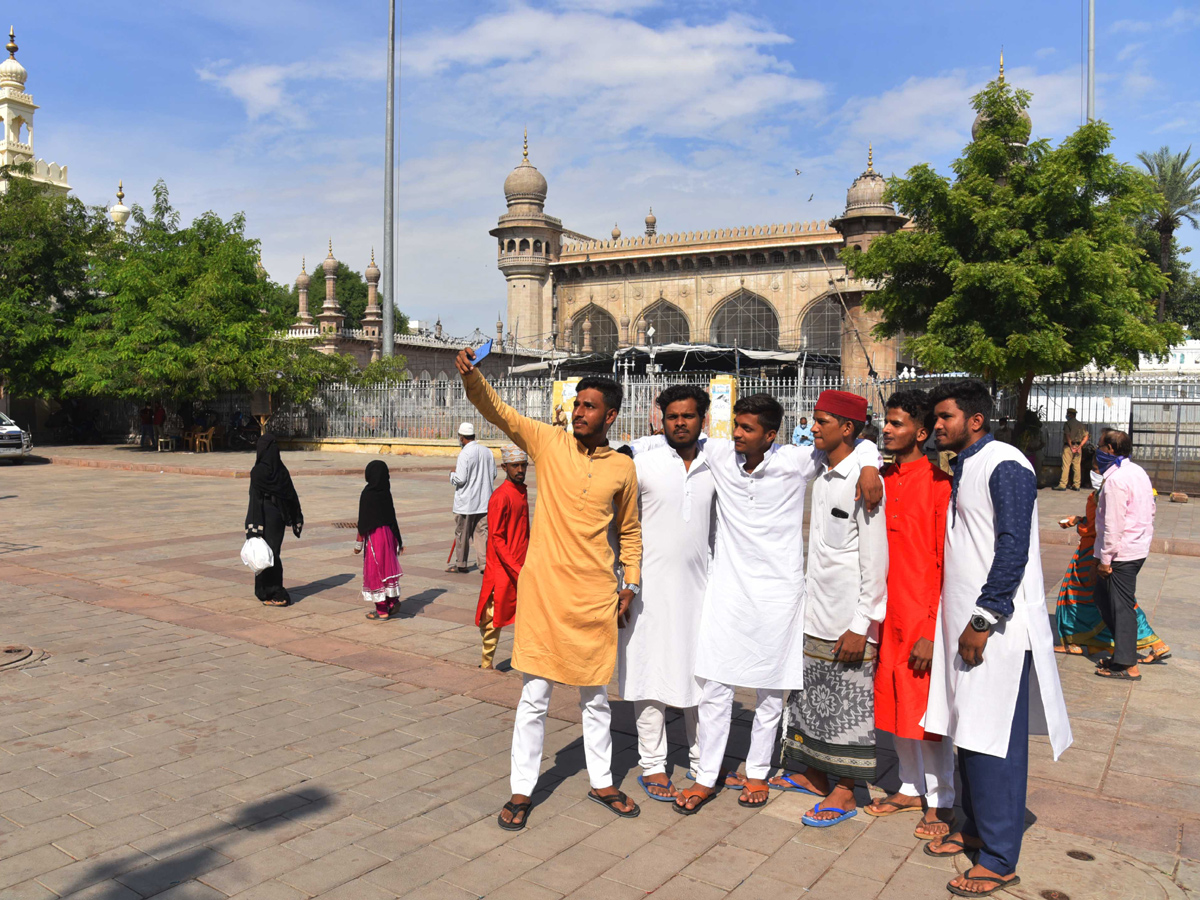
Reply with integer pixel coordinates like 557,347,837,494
1137,228,1200,332
0,168,108,396
357,353,411,384
1137,145,1200,321
844,79,1181,418
58,180,345,403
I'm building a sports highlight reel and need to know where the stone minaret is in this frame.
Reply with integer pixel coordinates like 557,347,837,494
362,248,383,362
315,240,344,352
644,207,656,237
830,145,906,381
490,132,563,348
294,258,312,324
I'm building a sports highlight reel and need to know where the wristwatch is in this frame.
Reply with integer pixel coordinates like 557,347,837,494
625,584,640,596
969,614,993,633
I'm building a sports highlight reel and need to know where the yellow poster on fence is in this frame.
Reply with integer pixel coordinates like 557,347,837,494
552,378,581,432
708,375,736,439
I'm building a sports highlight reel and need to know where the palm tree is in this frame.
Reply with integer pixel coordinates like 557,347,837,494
1138,146,1200,322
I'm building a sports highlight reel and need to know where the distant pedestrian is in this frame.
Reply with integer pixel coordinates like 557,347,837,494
1093,430,1157,682
994,417,1013,445
1054,408,1089,491
476,445,530,669
245,435,303,608
354,461,404,621
792,416,813,446
139,403,154,450
153,402,166,445
449,422,496,573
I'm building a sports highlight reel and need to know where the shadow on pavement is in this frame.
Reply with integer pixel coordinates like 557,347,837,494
395,587,446,618
51,787,332,899
288,573,356,602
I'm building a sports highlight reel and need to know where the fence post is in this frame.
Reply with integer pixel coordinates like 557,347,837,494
1173,402,1183,494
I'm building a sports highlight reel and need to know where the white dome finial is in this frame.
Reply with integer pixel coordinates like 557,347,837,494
0,26,27,89
109,180,131,228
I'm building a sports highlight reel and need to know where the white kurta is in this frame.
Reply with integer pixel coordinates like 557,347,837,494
692,438,878,690
618,444,715,708
924,439,1073,760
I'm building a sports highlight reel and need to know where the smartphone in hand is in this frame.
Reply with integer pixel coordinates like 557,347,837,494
472,339,494,365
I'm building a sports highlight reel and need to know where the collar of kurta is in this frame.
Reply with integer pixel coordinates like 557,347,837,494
573,438,614,458
949,433,994,521
737,443,777,474
822,449,859,478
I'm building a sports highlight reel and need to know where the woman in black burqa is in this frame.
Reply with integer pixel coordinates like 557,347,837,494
245,434,303,606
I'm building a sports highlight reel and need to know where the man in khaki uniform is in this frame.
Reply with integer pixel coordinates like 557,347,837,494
1054,409,1089,491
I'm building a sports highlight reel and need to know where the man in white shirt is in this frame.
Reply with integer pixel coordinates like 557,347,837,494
619,385,715,801
448,422,496,573
779,390,888,827
666,393,883,816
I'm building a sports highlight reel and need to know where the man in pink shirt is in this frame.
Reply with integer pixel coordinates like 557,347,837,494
1093,430,1156,682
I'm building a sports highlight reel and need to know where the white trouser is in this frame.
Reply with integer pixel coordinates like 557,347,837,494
694,679,785,788
633,700,699,776
510,675,613,796
894,735,956,809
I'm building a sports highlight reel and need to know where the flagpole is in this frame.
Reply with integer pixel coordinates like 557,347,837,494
382,0,397,355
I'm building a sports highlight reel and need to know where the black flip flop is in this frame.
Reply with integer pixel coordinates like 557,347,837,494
674,788,719,816
588,790,640,818
947,874,1021,897
1095,667,1141,681
1138,651,1172,665
497,800,532,831
924,836,968,859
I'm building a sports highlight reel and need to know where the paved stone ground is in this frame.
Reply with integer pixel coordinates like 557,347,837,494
0,450,1197,898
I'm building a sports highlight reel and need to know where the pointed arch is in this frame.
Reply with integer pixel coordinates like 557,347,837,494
709,289,779,350
797,296,843,355
570,304,620,354
639,300,690,345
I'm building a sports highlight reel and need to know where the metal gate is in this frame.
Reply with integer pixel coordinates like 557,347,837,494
1129,400,1200,494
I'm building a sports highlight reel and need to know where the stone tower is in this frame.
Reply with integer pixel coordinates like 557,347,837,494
0,29,69,195
315,241,344,354
489,132,563,349
361,248,384,362
830,146,906,382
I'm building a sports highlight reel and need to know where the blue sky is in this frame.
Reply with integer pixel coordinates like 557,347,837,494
16,0,1200,336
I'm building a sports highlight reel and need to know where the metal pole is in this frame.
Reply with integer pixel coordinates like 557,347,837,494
1086,0,1096,122
382,0,397,355
1172,402,1182,494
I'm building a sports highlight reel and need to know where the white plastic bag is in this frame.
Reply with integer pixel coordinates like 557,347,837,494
240,537,274,574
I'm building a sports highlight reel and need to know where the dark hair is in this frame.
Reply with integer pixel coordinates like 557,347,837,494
885,389,934,434
576,376,623,412
615,444,634,458
656,384,711,419
734,393,783,433
858,421,876,441
1102,429,1132,456
928,380,992,431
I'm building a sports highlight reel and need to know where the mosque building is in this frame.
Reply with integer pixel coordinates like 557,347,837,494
492,136,907,381
0,28,70,195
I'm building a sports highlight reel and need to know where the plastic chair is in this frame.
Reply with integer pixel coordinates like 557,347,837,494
194,427,215,453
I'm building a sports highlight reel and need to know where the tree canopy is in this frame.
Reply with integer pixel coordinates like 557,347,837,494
844,79,1182,412
1137,145,1200,321
287,260,409,335
0,169,107,397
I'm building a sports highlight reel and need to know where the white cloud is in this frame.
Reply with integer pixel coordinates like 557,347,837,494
1035,46,1056,59
1117,41,1146,62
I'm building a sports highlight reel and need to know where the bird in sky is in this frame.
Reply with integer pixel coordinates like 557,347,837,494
808,194,813,201
794,168,802,175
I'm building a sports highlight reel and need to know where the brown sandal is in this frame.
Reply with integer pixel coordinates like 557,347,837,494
737,779,770,808
863,797,922,817
674,784,718,816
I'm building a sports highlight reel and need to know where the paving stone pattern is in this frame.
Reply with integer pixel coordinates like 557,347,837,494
0,451,1197,897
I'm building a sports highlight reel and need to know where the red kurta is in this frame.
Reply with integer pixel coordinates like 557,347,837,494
875,456,951,740
475,479,530,628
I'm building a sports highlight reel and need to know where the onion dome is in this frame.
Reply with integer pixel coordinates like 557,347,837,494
295,258,310,289
0,28,27,90
644,207,656,236
364,247,381,284
843,145,895,216
611,223,621,240
503,130,548,206
970,51,1031,143
322,239,338,275
109,181,131,228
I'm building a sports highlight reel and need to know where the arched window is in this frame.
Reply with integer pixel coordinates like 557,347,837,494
597,265,608,277
639,261,651,274
667,259,680,271
682,258,695,270
709,290,779,350
583,266,594,278
751,253,766,266
697,257,713,269
506,240,516,253
533,240,542,253
798,297,843,356
639,300,690,345
419,369,432,381
807,248,823,264
652,259,665,272
624,262,637,276
715,256,730,268
771,251,786,265
790,249,803,264
519,239,530,252
733,255,748,267
570,305,620,354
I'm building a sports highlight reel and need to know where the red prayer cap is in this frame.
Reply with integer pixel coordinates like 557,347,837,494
815,390,868,423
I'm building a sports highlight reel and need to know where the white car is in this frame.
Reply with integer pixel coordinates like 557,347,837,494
0,412,32,463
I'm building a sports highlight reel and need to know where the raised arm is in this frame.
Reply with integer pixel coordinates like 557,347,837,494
456,348,551,460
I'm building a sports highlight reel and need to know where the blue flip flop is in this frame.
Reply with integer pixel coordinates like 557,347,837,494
769,774,821,797
638,775,677,803
802,803,858,828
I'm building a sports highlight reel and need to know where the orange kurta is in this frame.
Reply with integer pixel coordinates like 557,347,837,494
875,456,951,740
463,369,642,686
475,479,529,629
